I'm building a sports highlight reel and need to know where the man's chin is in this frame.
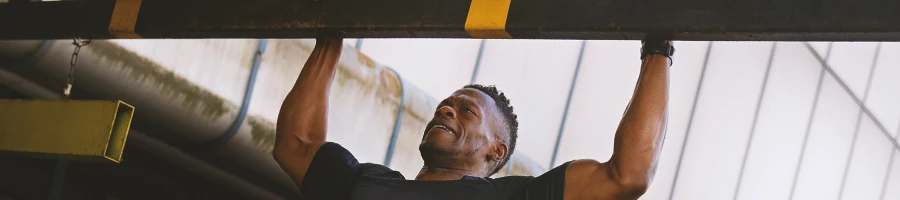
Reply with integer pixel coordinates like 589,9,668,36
418,142,461,158
419,142,479,167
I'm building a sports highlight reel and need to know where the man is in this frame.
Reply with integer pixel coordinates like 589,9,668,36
273,37,672,200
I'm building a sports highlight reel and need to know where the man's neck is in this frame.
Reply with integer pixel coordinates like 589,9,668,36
414,166,481,181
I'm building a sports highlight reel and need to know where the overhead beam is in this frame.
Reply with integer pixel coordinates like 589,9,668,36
2,0,900,40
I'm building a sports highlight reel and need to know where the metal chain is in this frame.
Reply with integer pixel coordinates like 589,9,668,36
64,38,91,100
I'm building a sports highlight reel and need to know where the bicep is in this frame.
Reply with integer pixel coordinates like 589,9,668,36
273,140,325,187
564,159,642,200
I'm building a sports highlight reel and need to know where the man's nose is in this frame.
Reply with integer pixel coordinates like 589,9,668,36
437,106,456,118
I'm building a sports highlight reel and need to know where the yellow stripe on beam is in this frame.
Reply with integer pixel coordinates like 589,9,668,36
109,0,143,39
465,0,513,39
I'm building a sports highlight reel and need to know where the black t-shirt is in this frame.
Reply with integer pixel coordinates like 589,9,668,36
300,142,569,200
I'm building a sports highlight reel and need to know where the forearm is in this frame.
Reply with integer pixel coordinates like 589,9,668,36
276,38,343,148
609,53,669,186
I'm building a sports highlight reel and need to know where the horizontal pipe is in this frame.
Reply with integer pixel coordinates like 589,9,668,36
0,40,300,196
0,68,59,99
0,68,288,200
3,0,900,40
127,131,287,200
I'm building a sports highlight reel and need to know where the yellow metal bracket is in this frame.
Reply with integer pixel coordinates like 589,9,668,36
465,0,513,39
0,100,134,163
109,0,144,39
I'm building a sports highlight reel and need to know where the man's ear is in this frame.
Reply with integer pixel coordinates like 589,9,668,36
490,143,508,162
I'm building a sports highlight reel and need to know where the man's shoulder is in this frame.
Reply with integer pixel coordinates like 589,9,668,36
312,142,406,179
490,175,535,183
358,163,406,180
487,175,536,190
487,162,572,199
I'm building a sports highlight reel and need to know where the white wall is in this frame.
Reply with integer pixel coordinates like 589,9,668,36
553,40,641,168
884,150,900,200
357,39,900,200
358,39,481,99
671,42,774,200
736,42,822,200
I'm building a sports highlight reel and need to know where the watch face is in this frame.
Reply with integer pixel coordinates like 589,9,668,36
640,42,675,64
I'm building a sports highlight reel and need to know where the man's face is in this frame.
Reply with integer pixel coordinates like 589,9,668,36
420,88,504,165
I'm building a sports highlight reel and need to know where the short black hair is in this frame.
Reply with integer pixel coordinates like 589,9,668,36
463,84,518,175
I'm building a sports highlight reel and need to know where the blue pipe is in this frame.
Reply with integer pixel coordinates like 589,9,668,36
352,38,408,167
470,40,487,84
549,40,587,168
207,39,268,147
355,39,364,50
383,67,407,167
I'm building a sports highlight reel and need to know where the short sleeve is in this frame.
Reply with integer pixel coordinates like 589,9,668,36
300,142,361,200
494,161,570,200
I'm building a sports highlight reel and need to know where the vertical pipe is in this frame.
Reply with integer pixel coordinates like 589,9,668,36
355,39,364,50
837,43,882,200
879,121,900,200
549,40,587,168
470,40,487,84
789,43,832,200
733,42,778,200
383,68,407,167
668,42,713,200
206,39,268,147
344,37,408,167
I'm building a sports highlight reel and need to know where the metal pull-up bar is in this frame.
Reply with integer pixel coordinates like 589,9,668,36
2,0,900,41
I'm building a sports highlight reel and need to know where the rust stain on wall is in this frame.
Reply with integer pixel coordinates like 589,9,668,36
88,41,235,120
248,115,276,154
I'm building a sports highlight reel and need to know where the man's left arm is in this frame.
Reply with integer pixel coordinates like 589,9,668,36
563,41,671,200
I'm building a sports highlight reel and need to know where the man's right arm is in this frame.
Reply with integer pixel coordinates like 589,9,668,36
273,38,343,187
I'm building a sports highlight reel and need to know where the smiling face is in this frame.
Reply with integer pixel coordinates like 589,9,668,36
419,88,508,176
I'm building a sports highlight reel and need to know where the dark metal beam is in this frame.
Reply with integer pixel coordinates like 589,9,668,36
4,0,900,40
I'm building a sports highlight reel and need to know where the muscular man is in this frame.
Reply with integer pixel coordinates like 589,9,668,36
274,37,672,200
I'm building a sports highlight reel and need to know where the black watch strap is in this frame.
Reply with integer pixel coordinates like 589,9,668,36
640,40,675,63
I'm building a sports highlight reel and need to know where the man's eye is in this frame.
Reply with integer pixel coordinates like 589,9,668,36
465,109,475,114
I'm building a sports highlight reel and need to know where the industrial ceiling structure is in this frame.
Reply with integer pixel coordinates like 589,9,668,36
3,0,900,200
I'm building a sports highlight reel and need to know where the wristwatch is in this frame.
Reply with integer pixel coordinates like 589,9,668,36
640,39,675,64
